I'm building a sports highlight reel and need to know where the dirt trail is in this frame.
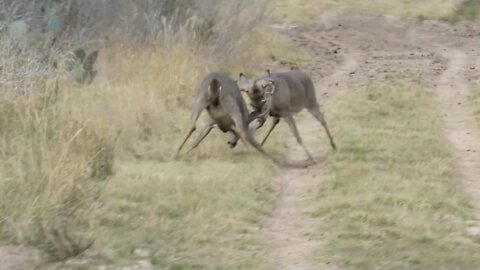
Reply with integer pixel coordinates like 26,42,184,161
263,153,328,270
263,57,357,269
265,12,480,269
263,14,360,268
436,49,480,234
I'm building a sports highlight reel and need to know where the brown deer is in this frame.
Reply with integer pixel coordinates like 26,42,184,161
174,72,285,166
238,69,337,162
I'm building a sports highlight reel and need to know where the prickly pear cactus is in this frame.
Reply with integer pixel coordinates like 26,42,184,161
64,49,99,85
47,16,63,34
8,21,28,40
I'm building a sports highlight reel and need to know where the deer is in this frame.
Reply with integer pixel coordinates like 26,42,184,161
238,69,337,163
173,72,285,166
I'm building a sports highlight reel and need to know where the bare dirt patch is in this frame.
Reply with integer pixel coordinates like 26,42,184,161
262,118,337,270
436,49,480,235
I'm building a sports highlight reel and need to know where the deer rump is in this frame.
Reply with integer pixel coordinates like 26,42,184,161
200,74,250,134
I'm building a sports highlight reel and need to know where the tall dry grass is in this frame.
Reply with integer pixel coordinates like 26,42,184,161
0,0,272,262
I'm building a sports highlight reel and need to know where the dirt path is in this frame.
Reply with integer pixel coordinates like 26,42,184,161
262,61,357,270
436,49,480,235
265,12,480,269
263,151,329,270
263,21,359,269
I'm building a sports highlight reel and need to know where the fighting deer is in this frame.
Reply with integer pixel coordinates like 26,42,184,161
238,69,337,162
174,72,284,166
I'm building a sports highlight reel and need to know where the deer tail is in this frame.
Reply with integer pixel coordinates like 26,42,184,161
207,79,222,105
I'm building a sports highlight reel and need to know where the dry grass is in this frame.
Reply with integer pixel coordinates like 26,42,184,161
275,0,459,22
0,1,287,267
313,86,480,269
89,157,278,269
0,46,278,266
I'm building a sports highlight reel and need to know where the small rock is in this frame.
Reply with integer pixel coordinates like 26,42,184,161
133,248,151,258
467,227,480,236
136,260,153,270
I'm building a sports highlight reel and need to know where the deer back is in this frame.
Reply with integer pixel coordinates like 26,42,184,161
271,70,319,113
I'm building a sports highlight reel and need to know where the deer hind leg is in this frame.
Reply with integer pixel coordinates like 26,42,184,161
173,98,207,158
285,114,315,162
231,126,250,150
227,132,240,149
233,116,285,166
261,117,280,146
229,113,264,149
186,122,216,153
308,107,337,151
227,104,284,165
174,125,197,158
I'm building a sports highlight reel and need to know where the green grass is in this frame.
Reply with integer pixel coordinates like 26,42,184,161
275,0,458,22
313,86,480,269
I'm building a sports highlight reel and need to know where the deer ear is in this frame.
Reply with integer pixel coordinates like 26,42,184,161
238,73,250,92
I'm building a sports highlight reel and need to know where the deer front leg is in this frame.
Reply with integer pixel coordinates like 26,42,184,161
261,117,280,146
186,122,216,153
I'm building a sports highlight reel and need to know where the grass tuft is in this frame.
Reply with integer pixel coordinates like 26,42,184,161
443,0,480,22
